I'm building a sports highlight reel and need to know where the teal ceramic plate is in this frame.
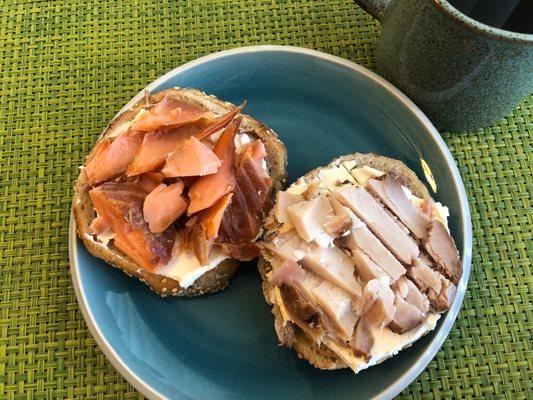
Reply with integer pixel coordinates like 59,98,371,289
69,46,472,400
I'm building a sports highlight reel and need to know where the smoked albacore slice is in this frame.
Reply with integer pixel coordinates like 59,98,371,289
274,191,302,224
334,187,419,265
356,277,396,328
272,260,357,343
329,197,406,281
270,258,306,287
279,284,320,325
89,182,175,271
273,262,323,324
393,276,429,314
278,281,345,344
423,220,462,284
389,275,430,333
389,295,426,334
264,229,309,261
434,278,457,313
299,245,362,296
330,198,390,282
323,213,352,237
349,319,374,360
343,247,389,282
310,279,359,342
408,257,456,312
286,196,335,242
366,176,430,240
335,217,406,281
367,176,461,284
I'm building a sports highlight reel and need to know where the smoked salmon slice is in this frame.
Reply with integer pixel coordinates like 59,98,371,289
237,139,272,205
189,193,233,264
179,176,198,188
130,172,165,194
239,138,267,164
218,139,271,258
219,187,261,245
187,117,242,215
220,242,261,261
200,192,233,239
89,182,175,271
130,95,212,132
89,214,111,235
143,181,188,233
162,136,221,178
126,122,206,176
85,131,143,185
127,130,182,177
195,103,245,140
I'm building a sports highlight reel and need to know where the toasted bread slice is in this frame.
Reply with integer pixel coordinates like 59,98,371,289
73,88,287,297
259,153,452,371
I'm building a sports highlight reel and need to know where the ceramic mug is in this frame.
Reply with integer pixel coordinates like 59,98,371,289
355,0,533,130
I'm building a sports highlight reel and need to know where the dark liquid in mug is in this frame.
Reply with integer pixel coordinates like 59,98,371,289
447,0,533,34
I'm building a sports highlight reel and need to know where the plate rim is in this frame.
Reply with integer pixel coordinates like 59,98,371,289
69,45,472,400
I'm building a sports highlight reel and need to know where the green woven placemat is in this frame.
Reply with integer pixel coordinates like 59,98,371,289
0,0,531,399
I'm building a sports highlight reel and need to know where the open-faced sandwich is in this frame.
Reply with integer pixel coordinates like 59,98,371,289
260,153,462,373
73,89,287,297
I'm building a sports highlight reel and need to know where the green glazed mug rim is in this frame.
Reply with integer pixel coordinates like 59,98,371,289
433,0,533,44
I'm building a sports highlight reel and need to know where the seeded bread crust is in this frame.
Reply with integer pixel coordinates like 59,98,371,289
258,153,434,369
73,88,287,297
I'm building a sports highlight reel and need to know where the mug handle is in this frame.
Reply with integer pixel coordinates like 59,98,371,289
353,0,391,21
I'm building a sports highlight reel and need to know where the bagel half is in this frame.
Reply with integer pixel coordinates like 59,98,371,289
259,153,461,372
73,88,287,297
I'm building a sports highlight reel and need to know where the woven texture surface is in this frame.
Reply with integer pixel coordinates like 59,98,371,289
0,0,531,399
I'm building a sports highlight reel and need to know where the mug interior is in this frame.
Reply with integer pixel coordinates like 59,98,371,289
434,0,533,42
